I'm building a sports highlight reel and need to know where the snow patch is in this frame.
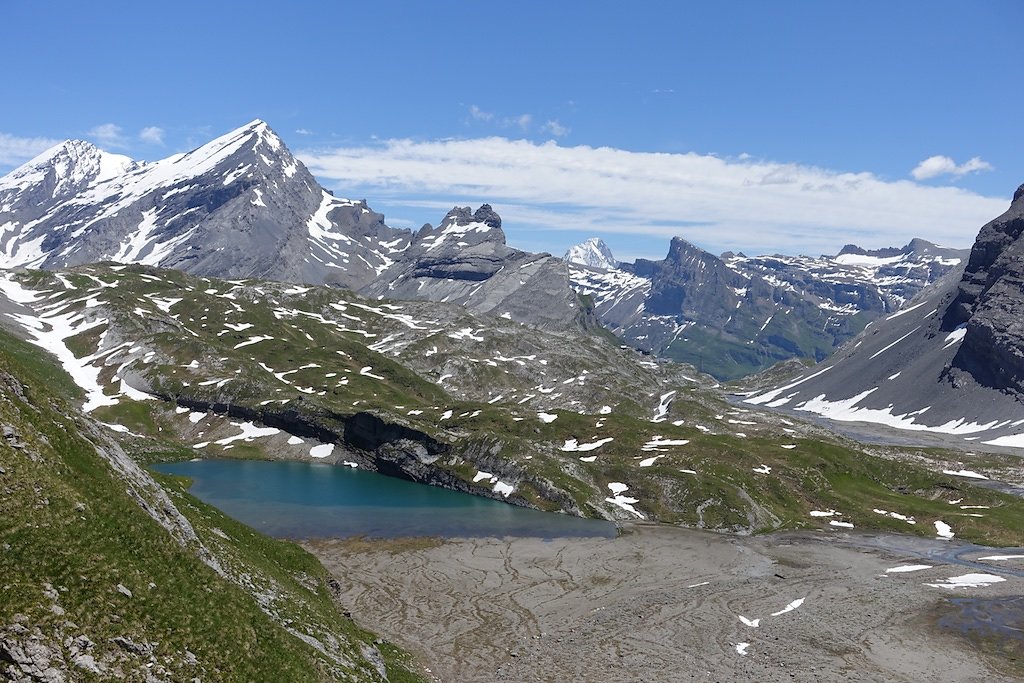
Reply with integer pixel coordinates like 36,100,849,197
925,574,1006,589
943,469,987,480
886,565,932,573
560,437,614,452
309,443,334,459
770,598,805,617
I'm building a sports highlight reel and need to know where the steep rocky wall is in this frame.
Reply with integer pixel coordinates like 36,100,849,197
947,184,1024,394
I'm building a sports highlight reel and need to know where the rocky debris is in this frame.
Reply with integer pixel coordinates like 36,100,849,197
110,636,152,656
1,628,67,683
70,653,101,675
116,584,133,599
359,642,388,680
2,423,26,450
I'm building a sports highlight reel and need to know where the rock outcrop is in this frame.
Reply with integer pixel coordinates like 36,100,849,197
945,183,1024,395
361,205,593,331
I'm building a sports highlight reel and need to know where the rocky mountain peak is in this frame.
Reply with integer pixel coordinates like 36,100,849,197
666,236,719,265
830,239,965,268
0,138,137,199
413,204,506,252
835,243,874,257
834,241,917,259
439,204,502,230
473,204,502,229
904,237,939,254
0,119,413,287
440,206,476,226
243,119,288,154
564,238,618,270
1014,182,1024,203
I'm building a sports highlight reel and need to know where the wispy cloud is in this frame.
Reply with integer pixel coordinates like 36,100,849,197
469,105,494,122
513,113,532,131
468,105,535,132
295,128,314,135
88,123,128,149
138,126,165,145
911,155,993,180
298,137,1008,257
0,132,62,166
541,120,570,138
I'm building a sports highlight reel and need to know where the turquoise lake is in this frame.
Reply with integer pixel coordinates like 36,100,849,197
152,459,617,539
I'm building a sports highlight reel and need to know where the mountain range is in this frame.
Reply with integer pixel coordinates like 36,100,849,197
564,236,967,379
745,184,1024,448
2,120,967,376
0,121,590,333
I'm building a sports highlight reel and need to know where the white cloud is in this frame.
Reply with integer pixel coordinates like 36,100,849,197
298,137,1008,257
88,123,128,149
138,126,165,145
541,120,570,137
911,155,993,180
468,105,533,132
469,105,494,122
295,128,314,135
0,132,62,166
513,113,532,131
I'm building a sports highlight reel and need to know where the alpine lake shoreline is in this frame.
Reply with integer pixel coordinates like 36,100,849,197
149,449,1024,683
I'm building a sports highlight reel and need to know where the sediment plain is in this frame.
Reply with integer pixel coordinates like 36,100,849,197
308,525,1024,682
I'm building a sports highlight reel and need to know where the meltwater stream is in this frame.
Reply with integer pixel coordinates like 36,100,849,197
152,459,617,539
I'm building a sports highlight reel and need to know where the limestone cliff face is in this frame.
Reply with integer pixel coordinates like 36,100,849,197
360,204,595,332
947,183,1024,394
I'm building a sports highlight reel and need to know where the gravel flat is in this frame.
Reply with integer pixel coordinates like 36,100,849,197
306,525,1024,682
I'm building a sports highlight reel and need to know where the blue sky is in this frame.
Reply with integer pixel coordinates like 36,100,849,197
3,1,1022,261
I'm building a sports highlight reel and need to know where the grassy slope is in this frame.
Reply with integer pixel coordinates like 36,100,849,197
0,328,423,682
8,264,1024,549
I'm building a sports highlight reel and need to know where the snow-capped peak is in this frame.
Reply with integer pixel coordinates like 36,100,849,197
564,238,618,270
0,139,137,198
241,118,284,151
166,119,287,172
830,238,962,269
